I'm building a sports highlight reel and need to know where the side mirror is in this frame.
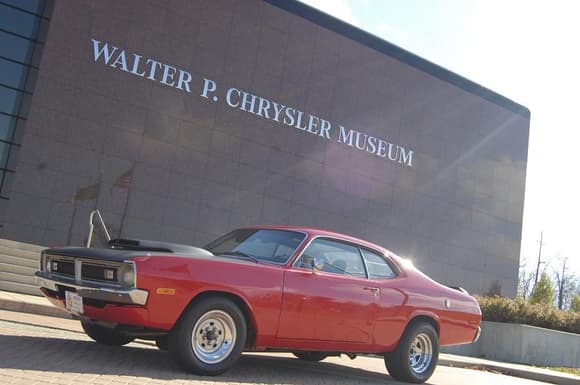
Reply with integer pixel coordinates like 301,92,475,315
312,256,325,272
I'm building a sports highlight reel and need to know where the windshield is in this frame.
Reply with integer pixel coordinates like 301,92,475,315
204,229,306,264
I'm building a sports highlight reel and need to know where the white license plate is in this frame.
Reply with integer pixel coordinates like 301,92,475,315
65,291,84,314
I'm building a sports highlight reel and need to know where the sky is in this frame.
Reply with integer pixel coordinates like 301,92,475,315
301,0,580,277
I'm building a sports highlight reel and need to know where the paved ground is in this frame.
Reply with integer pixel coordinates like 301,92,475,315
0,309,556,385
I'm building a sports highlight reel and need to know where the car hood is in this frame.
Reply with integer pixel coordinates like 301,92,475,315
43,245,214,263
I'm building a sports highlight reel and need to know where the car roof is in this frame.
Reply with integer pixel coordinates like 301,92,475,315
241,225,396,257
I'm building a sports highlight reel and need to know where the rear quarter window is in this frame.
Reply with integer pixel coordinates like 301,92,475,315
362,249,397,279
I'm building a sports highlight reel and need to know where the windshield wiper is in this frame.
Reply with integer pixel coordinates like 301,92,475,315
218,251,259,263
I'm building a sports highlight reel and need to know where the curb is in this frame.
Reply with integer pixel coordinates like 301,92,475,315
0,297,72,319
438,358,580,385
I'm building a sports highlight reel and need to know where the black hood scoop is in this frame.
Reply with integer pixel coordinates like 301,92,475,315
107,238,213,256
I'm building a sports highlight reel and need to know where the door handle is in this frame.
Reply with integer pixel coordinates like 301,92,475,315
363,287,380,296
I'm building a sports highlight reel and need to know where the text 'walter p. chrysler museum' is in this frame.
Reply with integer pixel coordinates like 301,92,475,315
0,0,529,296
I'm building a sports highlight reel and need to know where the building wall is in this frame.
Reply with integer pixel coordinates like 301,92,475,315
1,0,529,297
0,0,52,230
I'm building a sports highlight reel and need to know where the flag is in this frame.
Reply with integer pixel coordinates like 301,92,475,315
113,167,134,189
74,183,100,201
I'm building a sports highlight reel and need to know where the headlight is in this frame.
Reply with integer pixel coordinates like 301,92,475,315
121,262,136,287
42,253,51,272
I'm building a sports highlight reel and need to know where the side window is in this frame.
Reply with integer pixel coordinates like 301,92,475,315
362,249,397,279
297,238,366,278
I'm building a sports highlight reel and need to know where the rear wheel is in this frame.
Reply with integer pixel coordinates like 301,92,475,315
292,351,327,362
169,297,247,376
81,320,134,346
384,322,439,383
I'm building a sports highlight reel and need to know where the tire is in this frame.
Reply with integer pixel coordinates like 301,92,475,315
384,322,439,383
169,296,247,376
292,351,327,362
155,336,168,351
81,320,135,346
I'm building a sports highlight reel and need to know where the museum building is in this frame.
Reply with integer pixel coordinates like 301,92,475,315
0,0,529,296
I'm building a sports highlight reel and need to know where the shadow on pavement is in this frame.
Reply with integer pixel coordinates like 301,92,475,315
0,335,416,384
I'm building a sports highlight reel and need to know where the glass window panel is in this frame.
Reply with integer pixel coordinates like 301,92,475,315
6,144,19,170
0,4,39,38
0,196,8,223
0,86,22,115
37,18,49,42
0,0,44,15
19,93,31,116
0,142,8,166
0,57,27,89
362,249,396,279
0,113,16,141
299,238,366,278
0,31,33,63
1,170,13,197
205,228,305,264
24,67,37,92
30,40,43,67
12,118,25,144
42,0,52,18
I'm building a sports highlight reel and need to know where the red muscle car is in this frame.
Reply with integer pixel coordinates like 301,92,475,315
35,224,481,383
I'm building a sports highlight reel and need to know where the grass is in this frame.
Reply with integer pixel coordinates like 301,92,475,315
545,367,580,376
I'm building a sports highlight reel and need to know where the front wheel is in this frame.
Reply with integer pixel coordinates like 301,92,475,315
155,336,168,351
384,322,439,383
169,297,247,376
81,320,134,346
292,351,327,362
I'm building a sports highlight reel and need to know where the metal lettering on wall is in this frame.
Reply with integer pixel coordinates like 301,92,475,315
92,38,415,167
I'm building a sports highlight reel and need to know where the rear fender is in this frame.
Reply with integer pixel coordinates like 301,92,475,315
405,311,440,336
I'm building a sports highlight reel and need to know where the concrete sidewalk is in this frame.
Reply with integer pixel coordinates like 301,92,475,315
0,289,578,385
0,290,71,319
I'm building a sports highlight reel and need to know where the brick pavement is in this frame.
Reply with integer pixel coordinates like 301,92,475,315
0,310,556,385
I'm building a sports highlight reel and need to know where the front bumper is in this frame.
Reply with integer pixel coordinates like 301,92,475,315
473,326,482,343
35,271,149,306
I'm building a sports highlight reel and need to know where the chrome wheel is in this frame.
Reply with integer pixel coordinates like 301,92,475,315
409,333,433,374
191,310,236,364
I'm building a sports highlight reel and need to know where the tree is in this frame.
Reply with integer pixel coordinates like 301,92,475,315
517,257,535,299
571,295,580,312
485,279,501,297
518,268,535,299
553,257,578,310
486,280,502,297
529,272,554,305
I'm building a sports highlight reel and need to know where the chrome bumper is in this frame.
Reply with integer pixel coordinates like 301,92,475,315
473,326,482,343
35,271,149,306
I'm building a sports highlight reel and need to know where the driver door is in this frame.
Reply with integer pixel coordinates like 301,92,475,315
276,238,378,344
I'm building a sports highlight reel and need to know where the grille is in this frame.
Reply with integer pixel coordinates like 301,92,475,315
82,263,118,282
45,254,126,286
51,260,74,277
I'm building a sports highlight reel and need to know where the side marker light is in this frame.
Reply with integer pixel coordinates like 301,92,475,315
156,288,176,295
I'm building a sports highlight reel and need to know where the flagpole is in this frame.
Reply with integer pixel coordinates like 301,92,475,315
118,164,135,238
66,179,101,246
93,172,103,244
93,172,103,211
66,194,77,246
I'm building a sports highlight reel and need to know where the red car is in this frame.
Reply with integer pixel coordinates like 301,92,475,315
35,224,481,383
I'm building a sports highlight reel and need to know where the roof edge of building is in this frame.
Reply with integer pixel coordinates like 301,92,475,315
265,0,530,119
